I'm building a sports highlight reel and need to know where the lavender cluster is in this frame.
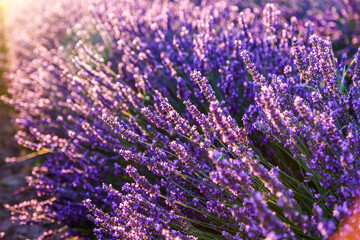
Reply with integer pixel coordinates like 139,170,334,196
3,0,360,239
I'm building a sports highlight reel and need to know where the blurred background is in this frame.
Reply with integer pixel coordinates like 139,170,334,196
0,0,359,239
0,1,48,239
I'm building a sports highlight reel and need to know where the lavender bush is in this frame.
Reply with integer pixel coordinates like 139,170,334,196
3,0,360,239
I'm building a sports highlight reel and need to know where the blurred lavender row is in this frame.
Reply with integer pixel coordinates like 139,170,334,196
2,0,360,239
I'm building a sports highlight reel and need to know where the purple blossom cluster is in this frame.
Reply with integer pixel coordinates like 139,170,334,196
3,0,360,239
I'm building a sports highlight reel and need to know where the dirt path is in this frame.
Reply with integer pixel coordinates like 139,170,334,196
0,99,49,239
0,162,48,240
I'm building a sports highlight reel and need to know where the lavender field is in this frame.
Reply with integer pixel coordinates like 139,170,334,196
1,0,360,239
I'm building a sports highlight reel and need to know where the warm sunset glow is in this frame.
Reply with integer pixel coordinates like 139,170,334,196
331,199,360,240
0,0,360,239
0,0,32,23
